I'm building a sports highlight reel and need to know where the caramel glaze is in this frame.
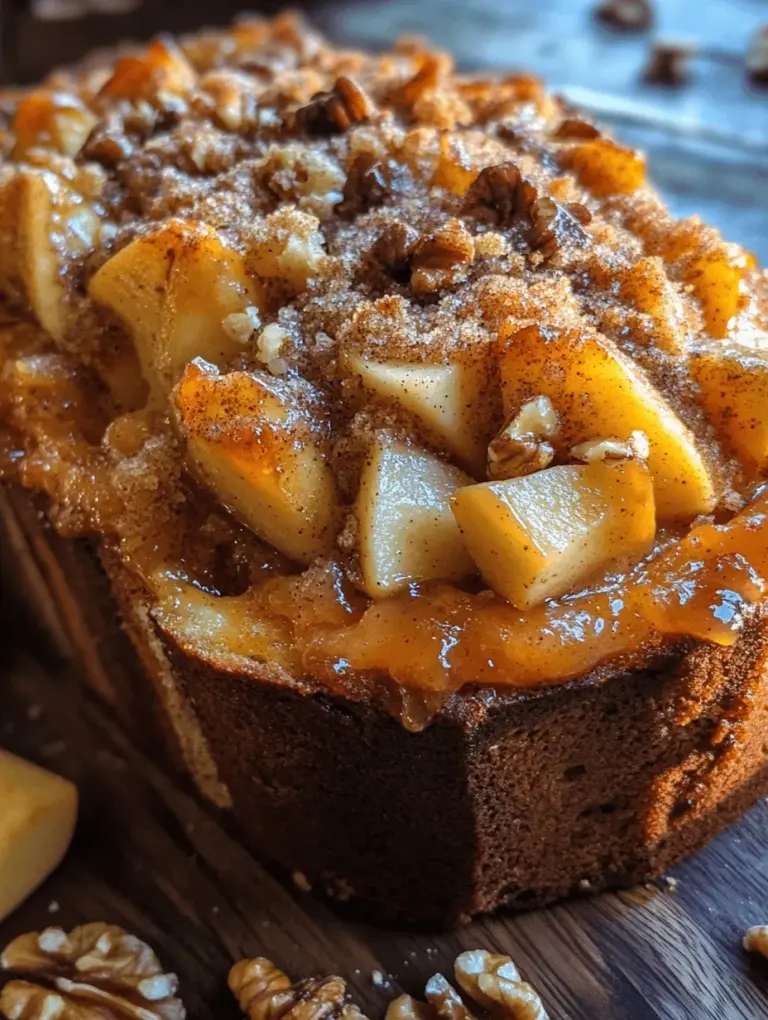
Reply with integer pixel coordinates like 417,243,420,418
3,314,768,731
148,488,768,729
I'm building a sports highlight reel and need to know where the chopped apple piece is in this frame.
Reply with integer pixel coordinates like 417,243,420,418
0,170,99,340
566,139,645,197
357,434,475,597
13,91,97,159
690,344,768,468
99,38,196,103
681,247,748,339
89,220,262,399
174,359,337,564
451,459,656,608
498,324,715,519
343,353,492,473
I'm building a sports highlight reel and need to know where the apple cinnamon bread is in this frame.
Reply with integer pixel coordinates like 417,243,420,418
1,14,767,923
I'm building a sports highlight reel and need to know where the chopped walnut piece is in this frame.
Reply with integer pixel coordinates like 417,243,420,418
571,431,650,464
295,77,374,135
257,323,290,375
464,163,536,227
229,957,369,1020
337,153,391,216
527,197,591,260
370,221,420,282
0,923,184,1020
410,220,475,296
594,0,654,33
223,306,261,343
488,396,559,480
743,925,768,958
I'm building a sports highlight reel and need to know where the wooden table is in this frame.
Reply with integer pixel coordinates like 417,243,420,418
1,646,767,1020
1,2,768,1018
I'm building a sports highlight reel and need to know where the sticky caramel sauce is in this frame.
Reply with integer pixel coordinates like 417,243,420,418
149,489,768,730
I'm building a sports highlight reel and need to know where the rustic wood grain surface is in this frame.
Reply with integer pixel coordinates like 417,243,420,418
1,2,768,1018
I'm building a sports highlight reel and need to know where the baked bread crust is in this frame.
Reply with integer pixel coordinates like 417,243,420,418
4,483,767,924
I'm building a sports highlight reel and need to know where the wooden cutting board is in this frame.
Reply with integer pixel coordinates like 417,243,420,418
0,646,766,1020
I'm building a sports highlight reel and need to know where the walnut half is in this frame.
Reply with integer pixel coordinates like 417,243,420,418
386,950,547,1020
0,924,184,1020
229,957,370,1020
487,396,559,480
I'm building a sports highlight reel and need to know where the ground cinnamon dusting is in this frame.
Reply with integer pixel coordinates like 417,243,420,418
0,15,767,727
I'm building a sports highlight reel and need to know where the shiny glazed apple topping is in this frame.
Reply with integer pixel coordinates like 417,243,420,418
1,15,768,727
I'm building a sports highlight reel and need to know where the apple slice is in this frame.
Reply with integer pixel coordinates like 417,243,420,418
451,459,656,608
89,219,262,399
343,353,492,473
0,169,99,340
357,434,475,597
498,324,715,519
690,344,768,468
174,359,337,564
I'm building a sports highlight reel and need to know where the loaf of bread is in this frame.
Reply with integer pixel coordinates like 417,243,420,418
1,15,767,923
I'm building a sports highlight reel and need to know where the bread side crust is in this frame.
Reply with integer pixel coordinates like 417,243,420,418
3,482,768,922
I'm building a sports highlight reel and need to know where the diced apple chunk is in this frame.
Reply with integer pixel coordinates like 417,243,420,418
0,169,99,340
174,359,337,564
13,91,97,158
681,247,748,339
99,38,196,103
357,434,475,597
451,459,656,608
343,354,492,473
498,324,715,519
690,344,768,468
566,139,645,197
89,220,262,399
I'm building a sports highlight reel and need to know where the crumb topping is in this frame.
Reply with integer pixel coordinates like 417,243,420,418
1,14,768,725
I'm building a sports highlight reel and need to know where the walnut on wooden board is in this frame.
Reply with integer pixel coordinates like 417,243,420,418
0,923,184,1020
743,925,768,958
386,950,547,1020
229,957,370,1020
487,396,559,480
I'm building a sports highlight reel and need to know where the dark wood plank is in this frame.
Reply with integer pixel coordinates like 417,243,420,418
1,647,766,1020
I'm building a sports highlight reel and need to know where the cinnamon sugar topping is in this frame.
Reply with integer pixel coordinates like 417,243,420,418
0,15,767,726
